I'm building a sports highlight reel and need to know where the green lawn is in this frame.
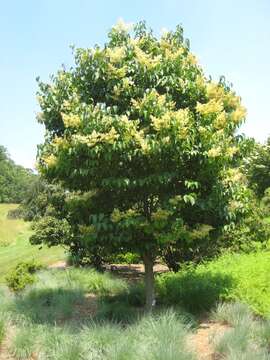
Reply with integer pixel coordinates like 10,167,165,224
0,204,65,282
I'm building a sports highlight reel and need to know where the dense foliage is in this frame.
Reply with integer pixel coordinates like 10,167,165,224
0,146,36,203
245,137,270,197
5,260,43,292
35,21,249,309
157,251,270,315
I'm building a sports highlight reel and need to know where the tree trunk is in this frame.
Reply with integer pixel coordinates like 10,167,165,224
143,253,155,312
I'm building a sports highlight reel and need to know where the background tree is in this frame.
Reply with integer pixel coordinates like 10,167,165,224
0,145,36,203
245,137,270,197
35,21,249,310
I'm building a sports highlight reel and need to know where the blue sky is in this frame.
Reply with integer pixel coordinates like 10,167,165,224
0,0,269,169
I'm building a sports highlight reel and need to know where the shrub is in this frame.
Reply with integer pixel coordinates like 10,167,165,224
5,260,43,292
157,251,270,316
156,269,233,314
261,188,270,214
30,216,72,247
112,252,141,265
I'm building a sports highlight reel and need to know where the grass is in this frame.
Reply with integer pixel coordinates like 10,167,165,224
9,326,37,360
61,267,128,295
211,302,254,327
1,207,270,358
1,265,270,359
211,302,270,359
0,204,29,247
0,204,65,282
7,269,129,325
0,268,196,360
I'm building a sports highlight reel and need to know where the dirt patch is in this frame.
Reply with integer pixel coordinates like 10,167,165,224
73,293,98,319
188,322,231,360
0,325,16,360
108,263,168,273
106,263,168,282
48,261,67,269
47,262,168,278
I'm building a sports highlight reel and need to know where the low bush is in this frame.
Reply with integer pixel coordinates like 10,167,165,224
5,260,43,292
156,268,233,314
112,252,141,265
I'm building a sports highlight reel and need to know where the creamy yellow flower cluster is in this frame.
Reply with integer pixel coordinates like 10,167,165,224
112,18,133,33
52,136,69,149
151,108,190,139
134,46,161,70
78,224,95,235
107,63,127,78
196,99,224,116
112,77,134,99
151,209,171,222
131,90,175,119
72,127,119,147
207,137,238,159
62,113,81,128
42,154,57,168
163,47,184,61
223,168,244,184
111,208,139,223
197,82,246,128
106,46,126,64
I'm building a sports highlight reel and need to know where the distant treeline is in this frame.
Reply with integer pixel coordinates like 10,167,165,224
0,145,37,203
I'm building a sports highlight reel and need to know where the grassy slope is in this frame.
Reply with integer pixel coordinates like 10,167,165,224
0,204,65,282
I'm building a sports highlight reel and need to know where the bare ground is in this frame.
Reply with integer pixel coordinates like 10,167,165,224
0,326,15,360
188,321,231,360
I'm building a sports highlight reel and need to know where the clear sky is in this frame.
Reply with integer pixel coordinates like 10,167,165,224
0,0,269,169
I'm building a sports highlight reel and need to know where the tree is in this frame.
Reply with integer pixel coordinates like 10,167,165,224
0,145,36,203
36,21,248,311
245,138,270,197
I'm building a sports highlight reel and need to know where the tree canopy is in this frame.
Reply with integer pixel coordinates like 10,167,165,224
35,21,249,310
0,146,36,203
245,137,270,197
